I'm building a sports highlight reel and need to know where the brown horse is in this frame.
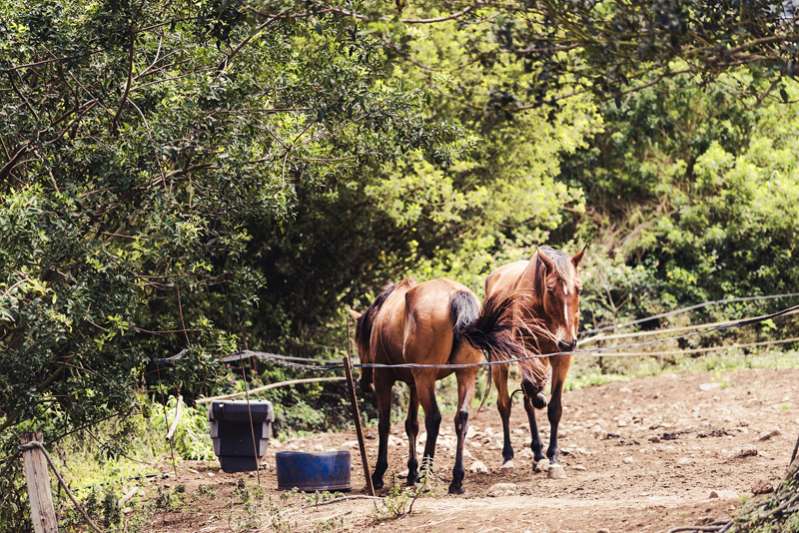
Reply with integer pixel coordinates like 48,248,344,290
485,245,584,475
355,278,533,494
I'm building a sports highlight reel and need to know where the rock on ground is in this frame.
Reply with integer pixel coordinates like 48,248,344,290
487,482,517,497
469,460,489,474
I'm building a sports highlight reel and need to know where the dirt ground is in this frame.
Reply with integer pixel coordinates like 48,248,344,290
135,367,799,532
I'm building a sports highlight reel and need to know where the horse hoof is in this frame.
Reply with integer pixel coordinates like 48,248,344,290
448,484,465,495
534,459,549,473
548,464,566,479
373,479,384,490
500,460,515,470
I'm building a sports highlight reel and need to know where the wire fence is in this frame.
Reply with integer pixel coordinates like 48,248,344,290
171,300,799,373
581,291,799,336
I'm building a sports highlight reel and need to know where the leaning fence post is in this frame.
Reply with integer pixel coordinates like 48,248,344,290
20,432,58,533
342,356,375,496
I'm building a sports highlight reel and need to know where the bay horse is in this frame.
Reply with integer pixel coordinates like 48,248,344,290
485,245,584,475
355,278,538,494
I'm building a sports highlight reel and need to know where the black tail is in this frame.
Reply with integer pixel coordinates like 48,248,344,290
450,291,528,362
449,290,482,359
355,283,396,393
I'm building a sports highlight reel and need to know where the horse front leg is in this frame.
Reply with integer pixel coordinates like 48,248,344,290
494,365,514,464
546,354,572,478
371,371,393,490
523,394,546,472
450,367,478,494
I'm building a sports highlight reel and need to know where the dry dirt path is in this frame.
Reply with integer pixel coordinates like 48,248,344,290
143,367,798,532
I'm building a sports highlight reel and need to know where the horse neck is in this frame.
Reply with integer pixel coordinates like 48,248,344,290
518,254,546,317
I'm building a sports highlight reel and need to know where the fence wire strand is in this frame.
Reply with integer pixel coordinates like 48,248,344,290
582,292,799,336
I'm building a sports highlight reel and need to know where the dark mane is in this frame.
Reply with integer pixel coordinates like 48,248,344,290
355,282,397,356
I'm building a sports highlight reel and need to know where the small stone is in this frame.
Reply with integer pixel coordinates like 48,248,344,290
758,429,781,441
573,465,587,471
709,490,719,499
699,383,721,392
487,482,517,497
752,481,774,495
548,464,566,479
709,489,739,500
731,447,758,459
677,457,693,466
623,456,634,464
598,529,610,533
469,460,489,474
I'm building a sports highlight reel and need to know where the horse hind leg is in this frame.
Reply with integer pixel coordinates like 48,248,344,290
371,370,394,490
415,374,442,480
450,367,478,495
405,384,420,485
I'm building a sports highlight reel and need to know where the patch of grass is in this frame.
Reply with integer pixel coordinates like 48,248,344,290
565,372,629,391
370,459,431,523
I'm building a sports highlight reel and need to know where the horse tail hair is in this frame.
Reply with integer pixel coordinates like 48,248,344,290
453,292,529,363
449,290,482,359
355,282,396,393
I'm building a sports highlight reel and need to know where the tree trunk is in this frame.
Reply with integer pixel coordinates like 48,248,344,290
727,452,799,532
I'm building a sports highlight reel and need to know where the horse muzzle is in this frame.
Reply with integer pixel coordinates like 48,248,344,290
557,339,577,353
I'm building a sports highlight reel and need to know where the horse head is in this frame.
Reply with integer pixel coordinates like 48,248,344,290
533,245,585,353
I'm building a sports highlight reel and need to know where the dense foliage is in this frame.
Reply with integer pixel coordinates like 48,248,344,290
2,1,799,530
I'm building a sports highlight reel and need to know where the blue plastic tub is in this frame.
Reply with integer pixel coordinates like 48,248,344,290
276,450,351,492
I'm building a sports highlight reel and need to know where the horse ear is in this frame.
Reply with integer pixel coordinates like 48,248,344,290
572,245,587,268
537,247,556,272
347,308,362,321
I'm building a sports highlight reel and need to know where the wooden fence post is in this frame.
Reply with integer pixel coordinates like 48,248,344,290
20,432,58,533
342,356,375,496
